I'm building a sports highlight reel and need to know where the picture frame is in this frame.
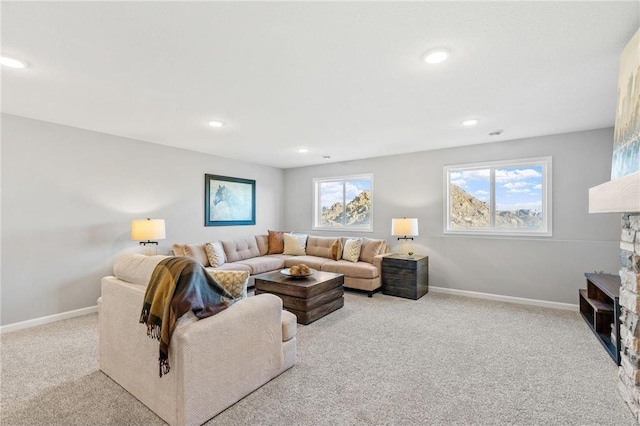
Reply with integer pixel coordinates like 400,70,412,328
204,174,256,226
611,27,640,179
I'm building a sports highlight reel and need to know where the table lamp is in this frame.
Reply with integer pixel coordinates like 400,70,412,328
391,217,419,257
131,218,166,255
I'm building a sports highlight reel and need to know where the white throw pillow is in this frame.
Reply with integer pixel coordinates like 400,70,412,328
204,241,226,267
283,233,308,255
342,238,362,263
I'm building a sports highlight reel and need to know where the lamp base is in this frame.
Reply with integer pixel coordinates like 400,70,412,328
398,240,414,257
139,241,158,256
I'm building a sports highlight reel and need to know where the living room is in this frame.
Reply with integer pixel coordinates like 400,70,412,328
2,1,640,425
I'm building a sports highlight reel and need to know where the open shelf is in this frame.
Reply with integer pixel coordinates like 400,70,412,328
579,273,621,365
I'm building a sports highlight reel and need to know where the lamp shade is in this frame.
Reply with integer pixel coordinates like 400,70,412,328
131,218,166,241
391,218,419,237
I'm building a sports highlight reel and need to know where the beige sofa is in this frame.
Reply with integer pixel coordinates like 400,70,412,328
174,234,390,297
98,254,297,426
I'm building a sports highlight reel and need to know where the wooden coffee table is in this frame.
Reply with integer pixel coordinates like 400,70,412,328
254,270,344,325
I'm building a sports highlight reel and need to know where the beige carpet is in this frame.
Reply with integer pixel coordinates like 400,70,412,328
1,291,635,425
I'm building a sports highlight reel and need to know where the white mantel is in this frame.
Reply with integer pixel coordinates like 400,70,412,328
589,171,640,213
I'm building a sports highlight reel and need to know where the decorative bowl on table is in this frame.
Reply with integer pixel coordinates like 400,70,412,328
281,264,314,279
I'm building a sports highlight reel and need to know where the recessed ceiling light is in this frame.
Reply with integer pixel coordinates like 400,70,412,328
0,56,27,69
297,148,309,153
423,49,449,64
462,119,478,126
208,120,225,128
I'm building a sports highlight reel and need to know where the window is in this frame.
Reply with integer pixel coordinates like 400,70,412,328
444,157,552,236
313,174,373,231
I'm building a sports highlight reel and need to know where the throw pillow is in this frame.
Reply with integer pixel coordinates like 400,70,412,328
342,238,362,263
267,230,289,254
331,239,342,260
255,234,269,256
172,243,187,257
283,233,308,255
209,270,249,300
204,241,226,267
359,238,385,263
183,244,210,267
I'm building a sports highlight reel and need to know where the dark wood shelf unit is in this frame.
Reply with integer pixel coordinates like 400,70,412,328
579,273,621,365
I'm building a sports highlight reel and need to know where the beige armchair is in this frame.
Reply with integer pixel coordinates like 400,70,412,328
98,254,296,426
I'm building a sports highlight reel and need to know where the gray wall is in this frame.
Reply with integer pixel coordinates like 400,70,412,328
283,128,621,304
0,116,622,325
1,114,284,325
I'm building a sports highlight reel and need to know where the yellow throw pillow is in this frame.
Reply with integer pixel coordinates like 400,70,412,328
209,270,249,300
331,239,343,260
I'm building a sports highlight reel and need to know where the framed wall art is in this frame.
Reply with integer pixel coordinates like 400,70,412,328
612,27,640,179
204,174,256,226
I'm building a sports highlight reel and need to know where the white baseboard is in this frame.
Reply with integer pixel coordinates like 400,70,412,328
429,286,579,311
1,305,98,334
0,287,578,333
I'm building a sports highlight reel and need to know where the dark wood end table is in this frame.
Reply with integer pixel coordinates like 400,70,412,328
381,254,429,300
254,270,344,325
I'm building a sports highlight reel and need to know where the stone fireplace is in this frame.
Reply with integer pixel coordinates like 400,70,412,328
588,171,640,422
589,22,639,420
616,211,640,421
589,169,640,423
589,22,639,422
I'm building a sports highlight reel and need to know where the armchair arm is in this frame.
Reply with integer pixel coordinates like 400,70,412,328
173,294,286,425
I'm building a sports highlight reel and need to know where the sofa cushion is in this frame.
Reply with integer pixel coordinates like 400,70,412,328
234,256,287,275
221,236,260,262
283,255,332,270
342,238,362,263
283,233,307,255
306,236,341,260
255,235,269,256
359,238,385,264
267,230,289,254
113,253,171,286
205,263,252,274
183,244,210,266
264,254,296,261
321,260,379,279
209,270,249,300
205,241,226,267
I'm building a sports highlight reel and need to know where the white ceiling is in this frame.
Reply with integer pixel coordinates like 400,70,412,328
2,1,639,169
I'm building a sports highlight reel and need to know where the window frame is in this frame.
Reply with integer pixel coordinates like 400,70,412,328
313,173,374,232
443,156,552,237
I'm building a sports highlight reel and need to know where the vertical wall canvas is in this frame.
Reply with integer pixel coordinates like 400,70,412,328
612,27,640,179
205,174,256,226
